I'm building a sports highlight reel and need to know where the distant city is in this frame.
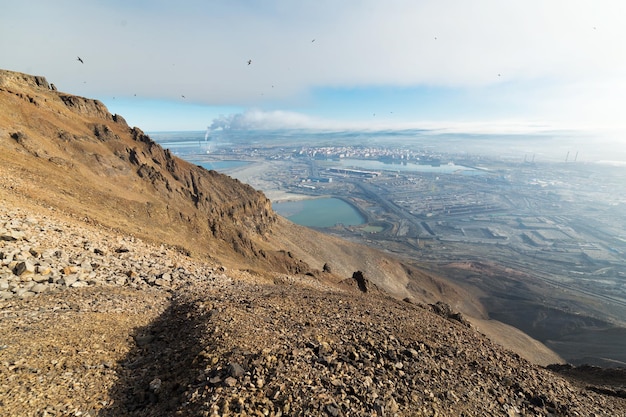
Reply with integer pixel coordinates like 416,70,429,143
152,129,626,365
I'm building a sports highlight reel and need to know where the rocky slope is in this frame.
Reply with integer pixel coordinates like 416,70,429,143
1,69,625,416
0,70,277,268
1,204,625,416
0,69,565,364
0,69,456,301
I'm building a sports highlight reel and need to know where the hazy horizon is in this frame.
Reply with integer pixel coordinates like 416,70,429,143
147,127,626,164
4,1,626,141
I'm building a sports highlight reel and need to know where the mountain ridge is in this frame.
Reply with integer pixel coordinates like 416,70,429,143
1,68,624,415
0,68,463,303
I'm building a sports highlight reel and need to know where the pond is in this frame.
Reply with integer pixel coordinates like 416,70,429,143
273,197,365,228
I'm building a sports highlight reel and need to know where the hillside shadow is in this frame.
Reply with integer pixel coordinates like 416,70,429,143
98,296,210,416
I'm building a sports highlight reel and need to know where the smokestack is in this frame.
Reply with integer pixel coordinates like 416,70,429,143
574,151,578,162
565,151,570,162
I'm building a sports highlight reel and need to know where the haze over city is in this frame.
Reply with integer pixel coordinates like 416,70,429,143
3,0,626,141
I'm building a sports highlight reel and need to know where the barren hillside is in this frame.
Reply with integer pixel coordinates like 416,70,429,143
1,69,624,416
0,69,455,301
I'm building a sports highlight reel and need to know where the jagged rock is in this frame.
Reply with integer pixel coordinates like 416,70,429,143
112,113,128,126
13,260,35,276
429,301,471,327
58,95,113,120
343,270,379,294
92,123,118,141
33,76,49,89
352,270,368,292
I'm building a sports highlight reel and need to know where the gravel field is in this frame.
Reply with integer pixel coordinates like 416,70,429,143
1,205,625,416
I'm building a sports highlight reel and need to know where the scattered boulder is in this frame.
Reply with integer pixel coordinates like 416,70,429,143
352,270,369,292
429,301,470,327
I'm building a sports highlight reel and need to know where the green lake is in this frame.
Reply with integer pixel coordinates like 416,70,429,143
273,197,365,228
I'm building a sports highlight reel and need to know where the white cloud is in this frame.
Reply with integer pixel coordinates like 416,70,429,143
3,0,626,132
206,108,595,136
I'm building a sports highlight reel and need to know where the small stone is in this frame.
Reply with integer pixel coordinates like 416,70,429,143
14,287,31,296
14,260,35,276
60,274,78,287
32,274,49,283
149,378,162,393
227,362,245,378
326,404,340,416
0,290,13,300
154,278,168,287
1,230,25,241
19,291,35,298
135,334,154,347
62,265,79,275
405,348,419,358
208,376,222,385
224,376,237,387
30,283,47,293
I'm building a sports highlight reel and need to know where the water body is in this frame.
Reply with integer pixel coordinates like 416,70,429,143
273,198,365,228
337,158,479,174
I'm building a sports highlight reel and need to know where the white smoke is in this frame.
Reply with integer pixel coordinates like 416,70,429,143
206,109,582,135
208,109,322,131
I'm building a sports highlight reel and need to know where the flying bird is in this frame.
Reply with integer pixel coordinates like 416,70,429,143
181,95,185,98
77,56,84,64
247,59,252,65
312,39,315,42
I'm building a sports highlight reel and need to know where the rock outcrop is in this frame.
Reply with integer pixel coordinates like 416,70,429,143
0,69,302,274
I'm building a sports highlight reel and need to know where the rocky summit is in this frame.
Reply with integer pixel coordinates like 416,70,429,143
1,69,625,416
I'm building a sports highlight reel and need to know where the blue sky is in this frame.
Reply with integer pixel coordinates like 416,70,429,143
2,1,626,138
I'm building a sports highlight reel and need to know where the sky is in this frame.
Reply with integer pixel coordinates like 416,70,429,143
2,0,626,138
